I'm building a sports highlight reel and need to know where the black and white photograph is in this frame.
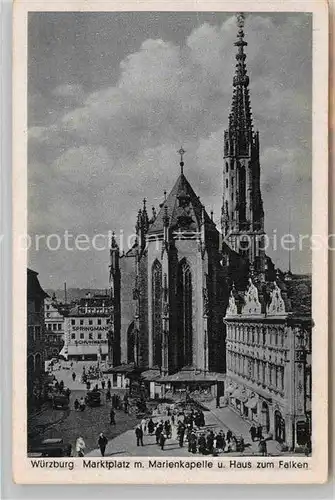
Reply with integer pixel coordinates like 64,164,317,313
12,0,328,484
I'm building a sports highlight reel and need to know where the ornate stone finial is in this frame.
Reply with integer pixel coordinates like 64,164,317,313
152,206,157,220
164,190,167,201
110,230,118,249
178,146,186,174
210,210,214,221
163,205,169,227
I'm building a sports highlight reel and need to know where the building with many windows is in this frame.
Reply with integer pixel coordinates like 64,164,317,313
44,295,65,359
224,273,312,450
61,294,112,361
27,268,48,403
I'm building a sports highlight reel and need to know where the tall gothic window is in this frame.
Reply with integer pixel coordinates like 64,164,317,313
177,259,193,367
152,260,162,367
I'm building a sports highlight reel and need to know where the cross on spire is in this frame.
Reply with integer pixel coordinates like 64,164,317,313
178,147,186,174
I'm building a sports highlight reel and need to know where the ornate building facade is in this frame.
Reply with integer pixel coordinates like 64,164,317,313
224,274,312,450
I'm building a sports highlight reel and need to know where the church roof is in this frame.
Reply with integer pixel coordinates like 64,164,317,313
148,173,214,235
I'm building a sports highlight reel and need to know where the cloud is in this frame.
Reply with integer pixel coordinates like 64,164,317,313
28,13,312,287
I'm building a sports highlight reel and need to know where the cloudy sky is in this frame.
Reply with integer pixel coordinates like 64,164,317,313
28,12,312,290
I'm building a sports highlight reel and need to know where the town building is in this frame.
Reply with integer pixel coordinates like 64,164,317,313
27,268,48,403
224,272,312,451
44,294,65,359
61,294,112,361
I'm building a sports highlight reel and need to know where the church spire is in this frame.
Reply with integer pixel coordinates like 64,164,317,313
221,12,265,276
178,147,186,175
226,12,253,156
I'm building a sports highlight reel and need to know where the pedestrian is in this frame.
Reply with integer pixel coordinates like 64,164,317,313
98,432,108,457
135,425,144,446
147,418,155,435
75,436,86,457
101,379,105,390
187,427,193,452
59,380,64,392
257,425,263,441
79,397,86,411
110,408,116,425
159,431,167,450
190,431,197,454
141,418,147,435
258,439,267,456
206,430,214,454
107,379,111,391
226,430,232,442
106,389,111,402
72,372,76,382
155,423,163,443
74,398,79,411
164,420,171,438
198,433,207,454
249,425,256,442
171,414,175,426
178,422,185,448
86,381,91,390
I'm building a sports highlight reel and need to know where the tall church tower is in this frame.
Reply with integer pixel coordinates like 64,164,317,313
221,13,265,275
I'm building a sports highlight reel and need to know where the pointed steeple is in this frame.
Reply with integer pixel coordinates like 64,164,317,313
221,12,265,277
141,198,149,232
226,12,253,156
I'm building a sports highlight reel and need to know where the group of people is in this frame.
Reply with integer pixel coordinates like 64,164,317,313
81,364,102,384
75,432,109,457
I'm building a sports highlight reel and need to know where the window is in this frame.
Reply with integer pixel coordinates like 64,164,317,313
46,305,49,310
98,333,102,340
98,319,102,326
80,319,84,326
80,333,84,339
177,259,193,368
71,319,75,326
231,178,234,188
226,179,228,188
58,323,62,330
89,333,93,340
35,326,41,340
89,319,93,326
53,323,57,330
231,212,234,220
152,259,162,367
71,333,76,339
231,193,234,201
48,324,52,330
225,162,228,173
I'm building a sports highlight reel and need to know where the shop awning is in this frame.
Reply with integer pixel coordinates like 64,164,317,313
245,397,258,409
66,344,108,356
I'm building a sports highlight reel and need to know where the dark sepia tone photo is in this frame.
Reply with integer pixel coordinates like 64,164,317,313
26,10,313,461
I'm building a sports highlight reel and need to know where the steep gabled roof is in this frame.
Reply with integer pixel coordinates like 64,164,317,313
148,173,214,235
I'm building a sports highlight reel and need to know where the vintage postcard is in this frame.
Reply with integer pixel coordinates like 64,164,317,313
12,0,328,484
